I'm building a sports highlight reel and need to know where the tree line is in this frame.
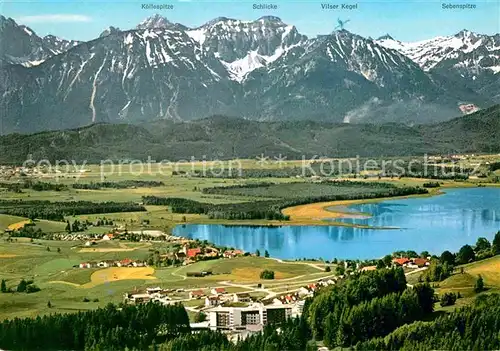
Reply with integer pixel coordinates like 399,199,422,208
158,318,311,351
1,278,40,294
0,302,189,350
142,184,427,221
0,200,145,221
72,180,164,190
0,181,66,192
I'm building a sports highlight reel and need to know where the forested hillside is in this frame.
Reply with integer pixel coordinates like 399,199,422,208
0,105,498,164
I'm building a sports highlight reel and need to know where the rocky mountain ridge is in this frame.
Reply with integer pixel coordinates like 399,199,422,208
0,14,497,134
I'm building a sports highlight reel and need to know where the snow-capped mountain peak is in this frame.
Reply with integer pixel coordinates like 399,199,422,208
0,15,79,66
257,16,283,24
0,16,497,135
377,34,394,41
221,50,267,82
376,30,500,72
100,26,121,38
137,14,173,29
187,16,307,81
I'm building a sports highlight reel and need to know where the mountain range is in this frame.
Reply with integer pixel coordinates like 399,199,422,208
0,14,498,134
1,104,498,164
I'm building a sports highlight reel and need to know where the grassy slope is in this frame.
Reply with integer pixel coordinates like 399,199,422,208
435,255,500,311
439,256,500,293
0,239,324,320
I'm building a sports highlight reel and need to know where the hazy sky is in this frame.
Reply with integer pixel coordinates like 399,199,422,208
1,0,499,42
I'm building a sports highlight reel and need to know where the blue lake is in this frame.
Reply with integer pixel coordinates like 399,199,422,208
173,188,500,260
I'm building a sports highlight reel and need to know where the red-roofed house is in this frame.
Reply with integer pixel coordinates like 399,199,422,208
189,290,205,299
410,258,430,268
392,258,410,266
187,248,201,258
307,283,317,292
118,258,134,267
211,287,226,295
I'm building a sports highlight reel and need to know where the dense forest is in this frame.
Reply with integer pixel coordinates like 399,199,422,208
0,104,498,164
356,293,500,350
0,303,190,350
0,200,145,221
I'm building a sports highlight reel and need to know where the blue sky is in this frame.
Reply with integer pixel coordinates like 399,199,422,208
1,0,499,42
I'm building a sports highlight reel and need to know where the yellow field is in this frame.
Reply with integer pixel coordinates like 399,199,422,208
7,220,32,231
79,248,135,253
0,254,18,258
85,267,156,287
49,267,156,289
438,256,500,301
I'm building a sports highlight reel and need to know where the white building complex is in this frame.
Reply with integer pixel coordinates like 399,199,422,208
207,303,295,331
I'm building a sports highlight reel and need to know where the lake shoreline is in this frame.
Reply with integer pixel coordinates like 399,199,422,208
179,188,445,229
282,189,445,224
174,188,500,260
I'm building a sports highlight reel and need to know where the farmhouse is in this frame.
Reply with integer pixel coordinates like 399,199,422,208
205,252,218,258
190,290,206,299
146,287,162,294
223,250,244,258
187,248,202,259
123,292,151,304
307,283,318,292
408,258,430,268
118,259,134,267
274,293,299,305
102,234,115,241
392,257,410,266
123,286,171,305
97,260,115,268
211,287,226,295
79,262,93,269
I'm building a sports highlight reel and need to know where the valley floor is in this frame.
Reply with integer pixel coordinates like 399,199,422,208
0,154,499,320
